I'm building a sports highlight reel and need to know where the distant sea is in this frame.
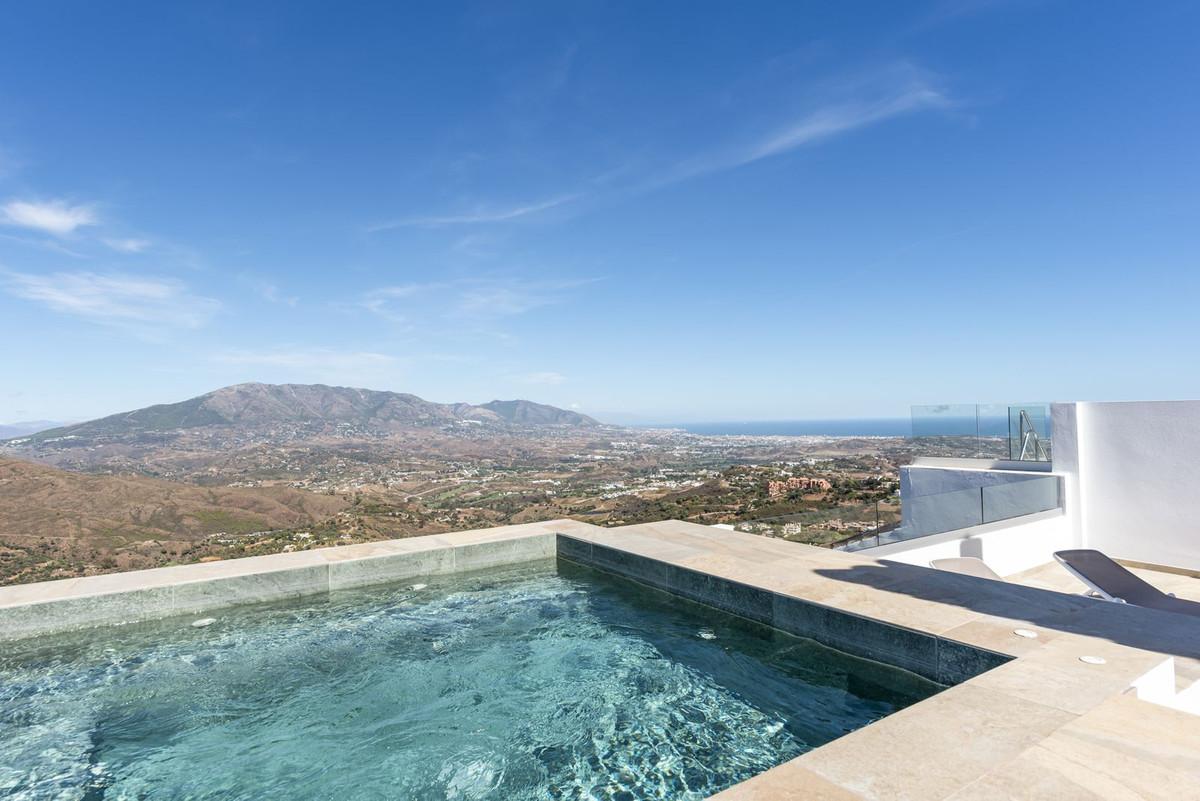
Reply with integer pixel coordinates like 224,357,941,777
645,419,911,437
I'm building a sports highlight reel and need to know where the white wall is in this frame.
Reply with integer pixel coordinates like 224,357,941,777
874,510,1072,577
1073,400,1200,570
874,399,1200,573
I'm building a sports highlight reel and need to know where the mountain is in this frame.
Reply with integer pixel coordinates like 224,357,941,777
0,456,348,584
479,399,596,426
0,420,64,439
10,383,599,445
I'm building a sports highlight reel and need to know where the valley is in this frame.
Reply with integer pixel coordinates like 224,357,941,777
0,383,911,584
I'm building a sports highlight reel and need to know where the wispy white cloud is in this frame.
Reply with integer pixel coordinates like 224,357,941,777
368,194,579,231
0,231,88,258
666,65,950,184
103,237,152,254
906,0,1011,34
1,200,98,236
359,283,442,323
238,275,299,306
456,284,555,316
214,347,397,370
359,277,596,324
1,270,220,329
518,371,566,385
748,87,946,162
369,64,949,231
260,283,298,306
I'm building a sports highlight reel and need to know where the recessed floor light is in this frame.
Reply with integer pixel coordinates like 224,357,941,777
1079,655,1107,665
1013,628,1038,639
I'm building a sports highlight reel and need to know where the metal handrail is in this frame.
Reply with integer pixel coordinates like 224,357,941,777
1017,408,1048,461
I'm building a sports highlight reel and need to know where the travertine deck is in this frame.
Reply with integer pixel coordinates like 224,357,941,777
555,521,1200,801
3,518,1198,799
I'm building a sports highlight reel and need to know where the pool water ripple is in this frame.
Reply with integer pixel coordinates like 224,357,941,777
0,562,940,800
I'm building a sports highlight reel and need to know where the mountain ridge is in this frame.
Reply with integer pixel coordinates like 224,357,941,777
9,383,600,444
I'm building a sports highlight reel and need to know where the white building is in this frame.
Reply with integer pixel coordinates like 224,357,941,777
867,400,1200,576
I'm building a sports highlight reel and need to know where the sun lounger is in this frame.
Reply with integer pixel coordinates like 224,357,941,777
1053,549,1200,618
929,557,1004,581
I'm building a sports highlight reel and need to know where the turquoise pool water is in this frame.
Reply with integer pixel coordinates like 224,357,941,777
0,562,941,800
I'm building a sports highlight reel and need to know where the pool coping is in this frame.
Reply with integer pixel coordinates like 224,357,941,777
0,518,601,640
3,518,1199,799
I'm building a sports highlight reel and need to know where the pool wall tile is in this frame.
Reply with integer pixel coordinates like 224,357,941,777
173,565,331,614
587,542,671,591
556,533,1010,686
936,638,1012,685
667,565,773,625
1,587,176,639
327,547,456,591
554,533,593,564
772,593,833,642
453,533,555,573
820,612,940,679
1,523,599,640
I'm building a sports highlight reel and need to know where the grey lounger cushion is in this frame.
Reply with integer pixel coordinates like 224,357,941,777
1053,549,1200,618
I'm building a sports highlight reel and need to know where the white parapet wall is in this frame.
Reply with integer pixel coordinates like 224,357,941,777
1070,400,1200,571
871,509,1071,577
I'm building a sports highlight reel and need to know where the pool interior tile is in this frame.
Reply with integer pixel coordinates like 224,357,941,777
173,563,331,614
819,609,941,681
327,544,457,591
3,586,176,638
935,639,1012,685
452,533,555,572
586,541,671,590
666,564,774,625
555,533,593,563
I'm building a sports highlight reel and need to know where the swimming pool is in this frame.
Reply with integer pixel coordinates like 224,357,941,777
0,561,941,800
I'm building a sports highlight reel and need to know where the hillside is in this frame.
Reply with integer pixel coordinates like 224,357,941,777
0,457,348,584
480,399,594,426
12,383,599,445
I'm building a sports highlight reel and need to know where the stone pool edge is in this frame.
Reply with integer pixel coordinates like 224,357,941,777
556,533,1010,686
0,518,604,641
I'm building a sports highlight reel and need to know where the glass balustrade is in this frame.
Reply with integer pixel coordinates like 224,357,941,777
733,474,1062,552
910,403,1052,461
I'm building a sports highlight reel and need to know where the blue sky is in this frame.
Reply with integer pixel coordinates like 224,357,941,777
1,1,1198,424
